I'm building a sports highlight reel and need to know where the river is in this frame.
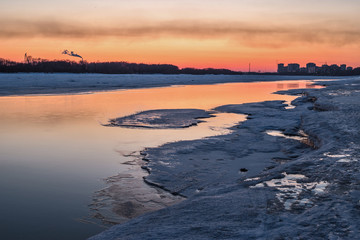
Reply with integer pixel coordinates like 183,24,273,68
0,76,320,239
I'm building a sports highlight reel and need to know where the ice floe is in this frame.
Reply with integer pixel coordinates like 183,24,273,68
106,109,213,129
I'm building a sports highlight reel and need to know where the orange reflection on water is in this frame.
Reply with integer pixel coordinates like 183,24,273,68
0,80,321,126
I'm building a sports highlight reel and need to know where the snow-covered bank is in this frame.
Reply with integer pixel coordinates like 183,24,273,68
0,73,338,96
90,76,360,239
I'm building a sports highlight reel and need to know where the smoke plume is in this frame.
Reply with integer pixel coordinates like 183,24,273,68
62,50,83,60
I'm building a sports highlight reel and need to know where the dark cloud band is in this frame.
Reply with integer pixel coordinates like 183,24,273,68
1,19,359,47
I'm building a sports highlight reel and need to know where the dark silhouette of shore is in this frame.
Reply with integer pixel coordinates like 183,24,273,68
0,58,359,76
0,59,241,75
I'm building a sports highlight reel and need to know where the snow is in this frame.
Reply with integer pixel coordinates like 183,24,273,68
251,172,328,210
90,75,360,239
265,130,308,142
0,73,340,96
105,109,214,129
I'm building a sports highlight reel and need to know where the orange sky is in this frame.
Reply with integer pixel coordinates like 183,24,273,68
0,0,359,71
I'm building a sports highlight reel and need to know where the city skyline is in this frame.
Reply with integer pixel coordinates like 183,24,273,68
1,0,359,72
278,62,354,74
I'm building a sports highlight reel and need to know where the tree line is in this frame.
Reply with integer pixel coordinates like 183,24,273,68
1,58,359,75
0,59,242,75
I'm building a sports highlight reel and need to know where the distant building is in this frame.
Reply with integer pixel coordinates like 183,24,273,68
329,64,340,74
277,63,286,73
288,63,300,73
330,64,340,70
306,63,316,74
321,64,330,74
277,62,354,75
300,67,307,73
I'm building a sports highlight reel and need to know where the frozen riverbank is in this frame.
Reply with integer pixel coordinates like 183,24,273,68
0,73,337,96
91,77,360,239
0,76,322,239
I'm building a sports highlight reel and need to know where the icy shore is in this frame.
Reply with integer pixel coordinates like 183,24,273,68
90,76,360,239
106,109,214,129
0,73,337,96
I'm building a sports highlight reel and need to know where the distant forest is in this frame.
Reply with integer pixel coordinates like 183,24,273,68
0,58,359,75
0,59,242,75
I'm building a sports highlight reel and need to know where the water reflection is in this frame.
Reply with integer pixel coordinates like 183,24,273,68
287,83,300,88
0,80,321,239
0,80,320,126
277,83,284,89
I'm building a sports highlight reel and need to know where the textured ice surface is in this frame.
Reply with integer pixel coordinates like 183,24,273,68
90,76,360,240
106,109,213,129
92,112,245,225
251,172,328,210
140,100,309,197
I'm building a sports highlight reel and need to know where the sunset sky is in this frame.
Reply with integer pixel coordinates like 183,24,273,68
1,0,359,71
